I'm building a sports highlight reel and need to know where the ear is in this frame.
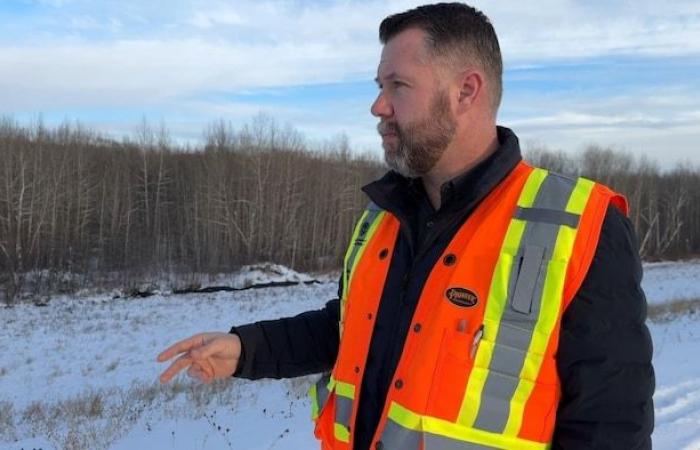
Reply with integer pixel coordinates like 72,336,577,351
455,70,484,113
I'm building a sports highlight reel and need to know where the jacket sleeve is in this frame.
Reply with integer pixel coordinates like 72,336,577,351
552,206,655,449
229,290,341,380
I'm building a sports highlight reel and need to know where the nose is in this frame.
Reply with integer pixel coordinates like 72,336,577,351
371,91,393,118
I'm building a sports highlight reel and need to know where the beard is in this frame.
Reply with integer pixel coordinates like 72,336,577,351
378,89,457,178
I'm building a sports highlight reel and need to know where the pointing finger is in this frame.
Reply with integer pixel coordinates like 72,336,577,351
157,334,204,362
159,354,193,384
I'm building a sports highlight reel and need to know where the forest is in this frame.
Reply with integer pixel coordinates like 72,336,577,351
1,116,698,303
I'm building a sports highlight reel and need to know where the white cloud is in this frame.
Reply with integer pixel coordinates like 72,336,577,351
1,0,695,110
186,10,246,28
481,0,700,62
0,38,378,110
67,14,122,32
1,0,699,165
518,123,700,170
501,83,700,168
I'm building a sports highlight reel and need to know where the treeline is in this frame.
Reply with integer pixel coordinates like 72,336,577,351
526,146,700,260
0,117,698,302
0,117,382,302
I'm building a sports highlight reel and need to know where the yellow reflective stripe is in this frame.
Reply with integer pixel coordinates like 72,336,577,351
333,378,355,442
517,168,548,208
309,383,319,420
457,169,548,427
321,375,337,400
341,209,370,301
335,379,356,399
340,209,386,336
424,416,549,450
502,178,595,435
388,400,422,430
389,402,549,450
334,423,351,442
566,178,595,215
502,238,568,434
458,221,525,427
312,375,356,441
457,246,520,426
347,210,385,291
340,209,370,333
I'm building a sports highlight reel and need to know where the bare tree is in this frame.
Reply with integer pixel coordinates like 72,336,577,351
1,118,698,299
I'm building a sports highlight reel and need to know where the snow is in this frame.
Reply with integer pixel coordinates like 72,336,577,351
0,264,328,450
197,262,318,289
649,316,700,449
642,259,700,305
1,260,700,449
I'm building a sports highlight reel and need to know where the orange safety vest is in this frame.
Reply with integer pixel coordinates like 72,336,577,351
309,161,627,449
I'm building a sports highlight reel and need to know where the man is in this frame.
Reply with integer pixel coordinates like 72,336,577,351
158,3,654,449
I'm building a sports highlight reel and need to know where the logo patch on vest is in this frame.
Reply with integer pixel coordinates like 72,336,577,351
445,287,478,307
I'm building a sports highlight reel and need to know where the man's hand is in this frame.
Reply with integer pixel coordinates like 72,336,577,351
157,332,241,384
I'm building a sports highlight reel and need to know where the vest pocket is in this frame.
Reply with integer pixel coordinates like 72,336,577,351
510,245,546,315
425,326,477,419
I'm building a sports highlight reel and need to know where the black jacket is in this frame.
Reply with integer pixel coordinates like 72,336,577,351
231,127,655,450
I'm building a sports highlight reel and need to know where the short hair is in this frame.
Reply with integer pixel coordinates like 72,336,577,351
379,2,503,114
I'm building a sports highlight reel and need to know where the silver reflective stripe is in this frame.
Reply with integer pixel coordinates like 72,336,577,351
315,373,331,411
344,201,383,285
473,172,578,433
381,418,421,449
424,434,496,450
514,206,580,228
335,395,354,429
381,418,495,450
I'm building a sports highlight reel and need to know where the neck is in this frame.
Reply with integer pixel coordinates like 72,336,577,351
422,126,499,209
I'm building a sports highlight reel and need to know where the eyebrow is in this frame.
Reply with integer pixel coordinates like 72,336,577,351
374,72,409,86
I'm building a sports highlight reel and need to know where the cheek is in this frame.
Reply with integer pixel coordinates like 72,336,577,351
391,95,413,123
394,91,430,120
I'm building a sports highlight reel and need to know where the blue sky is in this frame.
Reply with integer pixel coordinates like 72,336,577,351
1,0,699,167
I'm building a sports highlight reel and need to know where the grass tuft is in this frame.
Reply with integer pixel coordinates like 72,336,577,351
0,401,14,434
648,298,700,323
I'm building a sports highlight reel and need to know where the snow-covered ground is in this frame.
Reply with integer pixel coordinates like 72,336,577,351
642,259,700,305
1,260,699,450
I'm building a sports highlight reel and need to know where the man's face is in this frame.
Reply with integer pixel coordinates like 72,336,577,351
372,28,457,178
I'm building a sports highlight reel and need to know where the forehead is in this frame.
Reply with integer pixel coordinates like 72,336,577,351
376,28,432,79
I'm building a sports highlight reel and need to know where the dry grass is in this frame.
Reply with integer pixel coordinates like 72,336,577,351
287,375,316,400
0,401,14,434
59,392,104,419
16,387,141,449
5,377,247,449
648,298,700,323
22,401,46,424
